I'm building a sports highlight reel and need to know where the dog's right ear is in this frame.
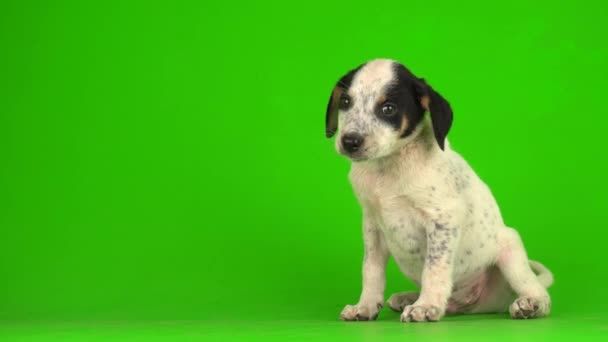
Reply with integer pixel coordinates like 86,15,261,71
325,65,363,138
325,85,343,138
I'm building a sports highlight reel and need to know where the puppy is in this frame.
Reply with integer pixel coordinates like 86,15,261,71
326,59,553,322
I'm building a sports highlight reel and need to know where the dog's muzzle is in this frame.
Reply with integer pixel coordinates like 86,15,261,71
341,133,364,154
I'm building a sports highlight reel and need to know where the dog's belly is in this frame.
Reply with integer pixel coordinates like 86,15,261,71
383,220,507,312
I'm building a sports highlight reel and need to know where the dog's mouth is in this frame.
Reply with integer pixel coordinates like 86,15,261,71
339,147,370,162
347,153,369,162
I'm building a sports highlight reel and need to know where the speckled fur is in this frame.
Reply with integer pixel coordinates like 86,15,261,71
334,59,553,323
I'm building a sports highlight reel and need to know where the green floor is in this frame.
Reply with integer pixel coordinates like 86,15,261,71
2,312,606,342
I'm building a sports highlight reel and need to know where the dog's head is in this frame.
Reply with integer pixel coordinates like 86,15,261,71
325,59,453,161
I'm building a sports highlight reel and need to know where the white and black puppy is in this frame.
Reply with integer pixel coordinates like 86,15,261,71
326,59,553,322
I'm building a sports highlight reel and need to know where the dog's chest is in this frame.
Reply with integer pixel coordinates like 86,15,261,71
378,197,427,281
378,199,428,280
351,170,429,280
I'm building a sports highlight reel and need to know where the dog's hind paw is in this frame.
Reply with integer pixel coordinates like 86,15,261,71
509,296,551,319
387,291,420,312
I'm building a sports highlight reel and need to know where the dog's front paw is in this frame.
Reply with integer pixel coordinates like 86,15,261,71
340,302,383,321
509,296,551,319
400,304,444,322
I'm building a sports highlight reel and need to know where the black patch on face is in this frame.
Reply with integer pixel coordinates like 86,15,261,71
373,63,426,137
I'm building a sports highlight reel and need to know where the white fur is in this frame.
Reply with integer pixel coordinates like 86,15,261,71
336,60,552,322
336,60,407,160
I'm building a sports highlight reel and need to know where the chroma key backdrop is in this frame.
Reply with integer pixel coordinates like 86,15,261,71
1,1,607,341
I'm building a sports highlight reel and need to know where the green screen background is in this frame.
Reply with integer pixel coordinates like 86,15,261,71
1,0,607,340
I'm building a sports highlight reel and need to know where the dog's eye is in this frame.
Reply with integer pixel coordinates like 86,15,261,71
381,103,397,116
339,95,351,110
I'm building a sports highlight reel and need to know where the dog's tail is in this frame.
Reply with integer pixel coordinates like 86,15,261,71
529,260,554,288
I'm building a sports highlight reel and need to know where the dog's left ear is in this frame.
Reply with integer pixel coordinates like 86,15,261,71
415,79,453,150
325,85,343,138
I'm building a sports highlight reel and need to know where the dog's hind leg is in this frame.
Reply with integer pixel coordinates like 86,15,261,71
495,227,552,319
450,261,553,315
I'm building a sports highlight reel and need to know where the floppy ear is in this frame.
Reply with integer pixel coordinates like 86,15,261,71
325,86,343,138
325,65,363,138
416,79,453,150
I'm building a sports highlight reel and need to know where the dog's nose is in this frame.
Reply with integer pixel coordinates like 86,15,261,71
341,133,364,153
